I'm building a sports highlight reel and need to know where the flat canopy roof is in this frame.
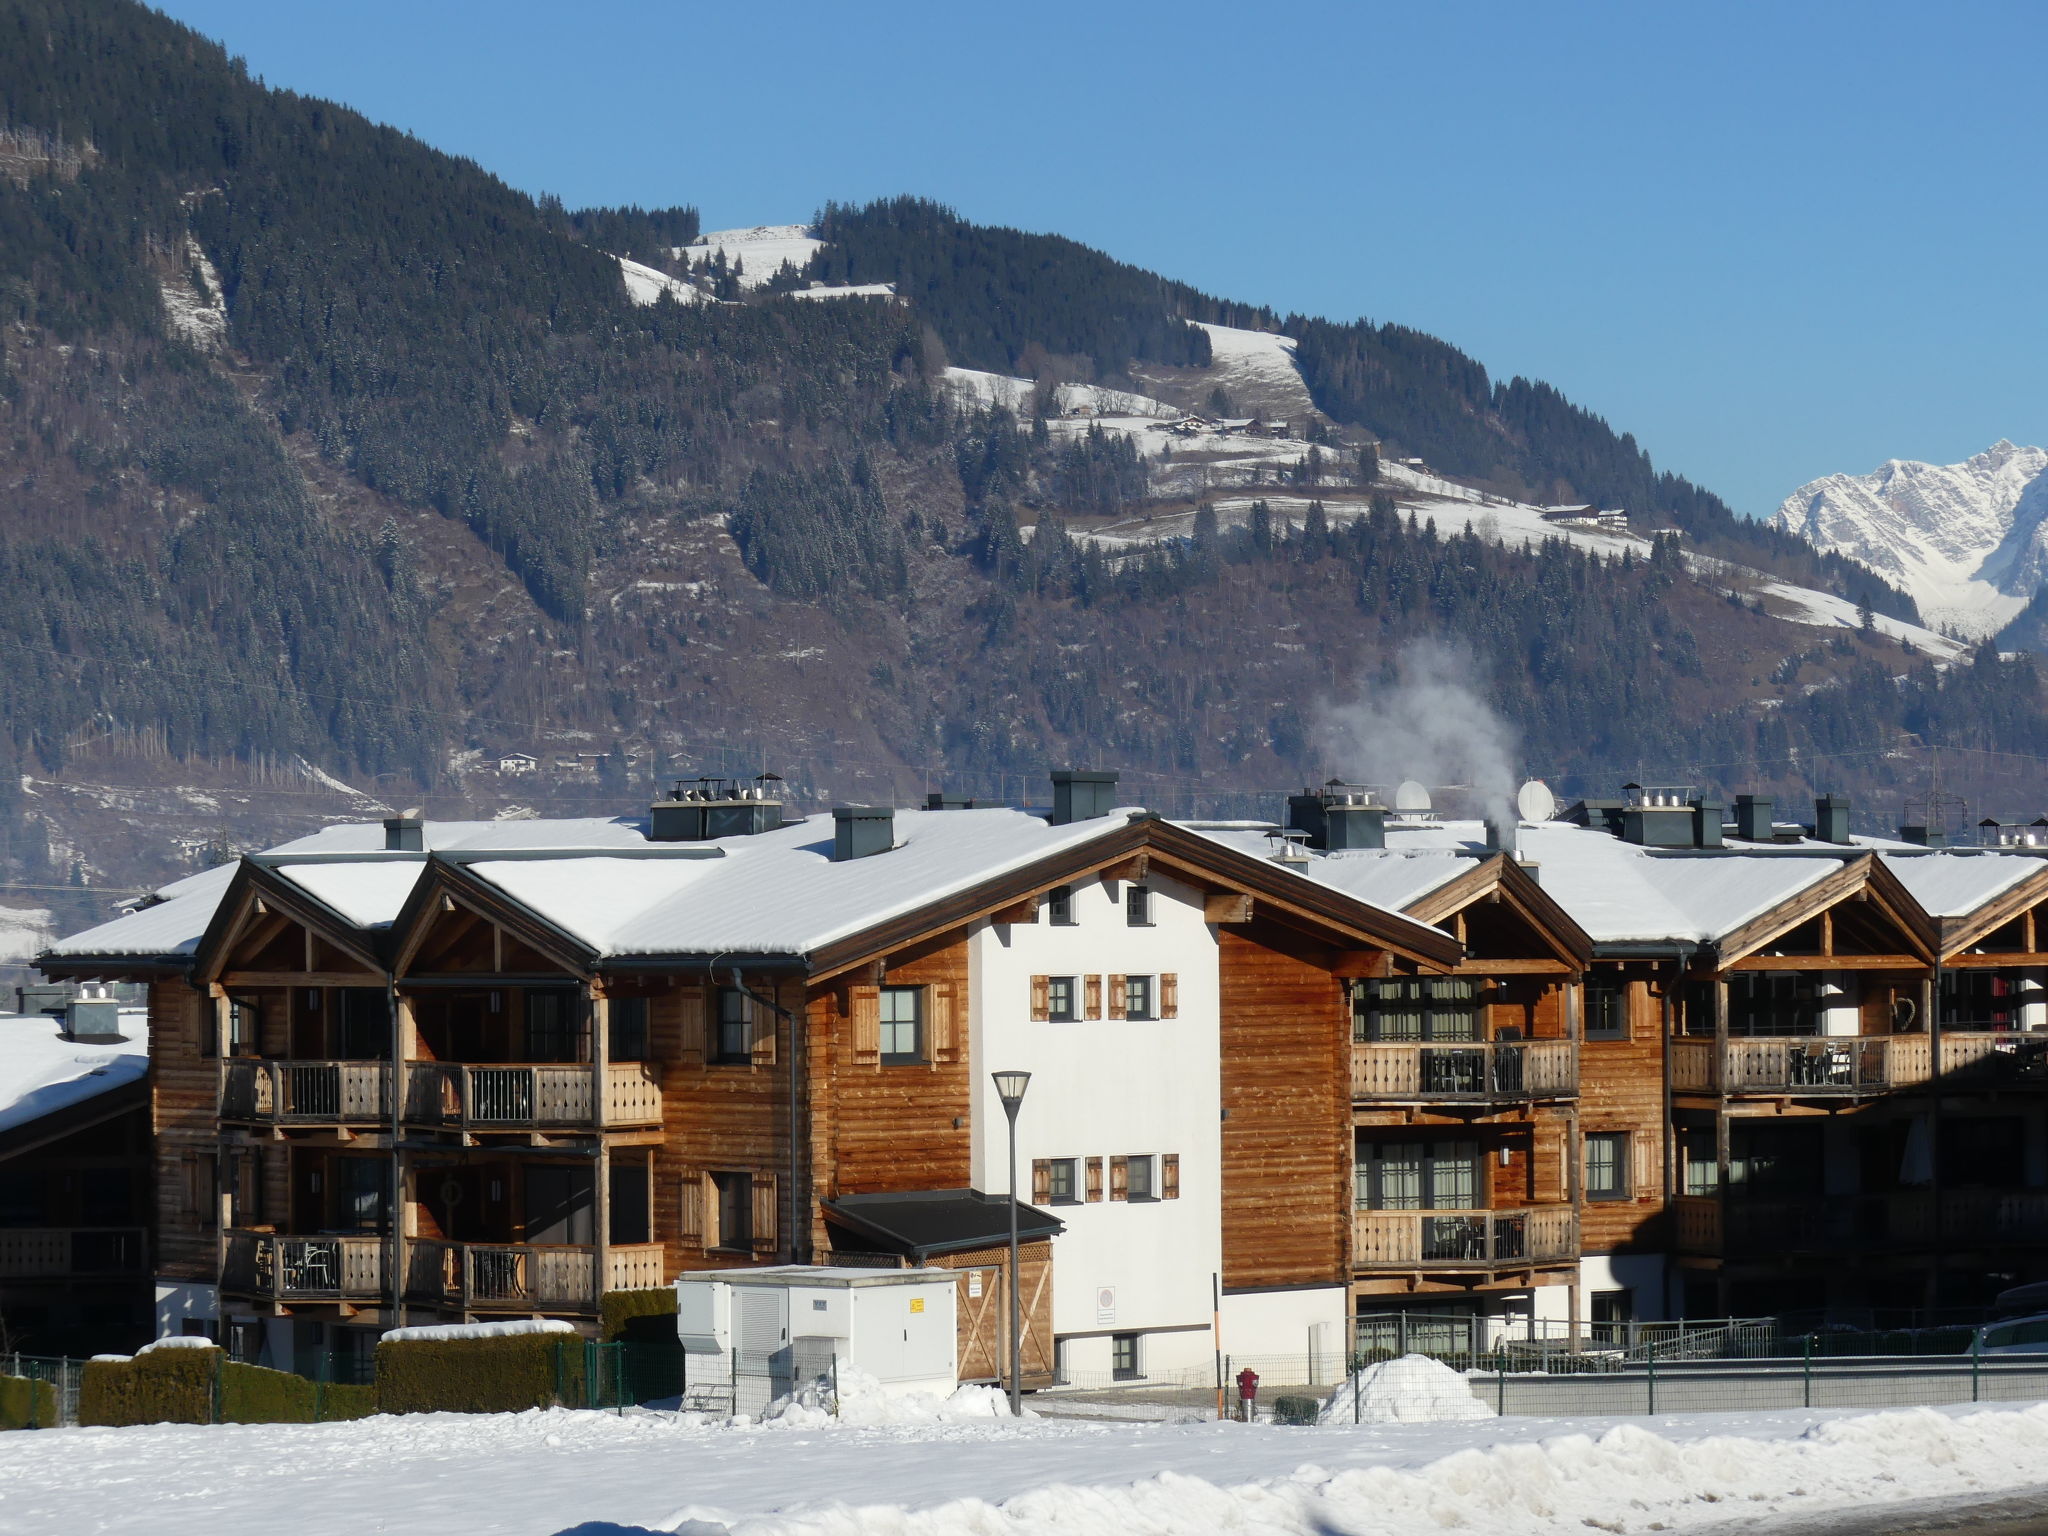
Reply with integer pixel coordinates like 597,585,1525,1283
823,1189,1064,1259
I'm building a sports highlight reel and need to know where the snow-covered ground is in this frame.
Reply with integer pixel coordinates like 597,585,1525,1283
680,225,825,288
1189,321,1319,424
8,1400,2048,1536
616,255,707,307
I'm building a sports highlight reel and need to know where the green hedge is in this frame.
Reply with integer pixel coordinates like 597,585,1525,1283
376,1333,587,1416
0,1374,57,1429
600,1287,676,1342
81,1346,220,1427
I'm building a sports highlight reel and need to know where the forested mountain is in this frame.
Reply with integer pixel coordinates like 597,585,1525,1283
2,0,2045,949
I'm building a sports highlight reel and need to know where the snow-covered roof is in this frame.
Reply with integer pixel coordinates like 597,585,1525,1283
0,1010,147,1137
1184,827,1478,917
1881,850,2043,919
275,860,428,930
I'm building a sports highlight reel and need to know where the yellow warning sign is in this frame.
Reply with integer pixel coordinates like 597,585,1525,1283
909,1297,926,1314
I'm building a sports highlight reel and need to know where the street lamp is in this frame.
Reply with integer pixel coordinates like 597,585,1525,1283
992,1069,1032,1416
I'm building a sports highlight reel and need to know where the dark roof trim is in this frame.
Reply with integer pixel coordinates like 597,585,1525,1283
823,1189,1065,1258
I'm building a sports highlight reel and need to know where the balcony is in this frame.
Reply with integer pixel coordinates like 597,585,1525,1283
403,1240,666,1311
1352,1040,1576,1102
1675,1190,2048,1257
403,1062,662,1131
1353,1206,1577,1270
221,1229,387,1302
0,1227,146,1279
221,1060,391,1124
1672,1032,2048,1097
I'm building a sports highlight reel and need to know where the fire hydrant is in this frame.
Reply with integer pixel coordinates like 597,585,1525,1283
1235,1366,1260,1422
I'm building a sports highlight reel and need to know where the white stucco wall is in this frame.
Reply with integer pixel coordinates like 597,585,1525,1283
1217,1285,1348,1361
153,1280,218,1337
970,869,1222,1353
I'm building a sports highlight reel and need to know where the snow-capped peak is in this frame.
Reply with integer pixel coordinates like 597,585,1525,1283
1773,441,2048,637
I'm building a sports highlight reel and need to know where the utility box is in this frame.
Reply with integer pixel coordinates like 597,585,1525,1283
675,1266,958,1399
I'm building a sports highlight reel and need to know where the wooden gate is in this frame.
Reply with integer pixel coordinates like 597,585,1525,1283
936,1240,1055,1386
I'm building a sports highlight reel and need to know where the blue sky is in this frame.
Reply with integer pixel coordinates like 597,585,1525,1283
156,0,2045,518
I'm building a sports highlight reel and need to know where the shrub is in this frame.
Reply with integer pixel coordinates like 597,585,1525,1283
1272,1394,1320,1426
221,1361,315,1424
600,1287,676,1342
0,1373,56,1429
80,1346,220,1426
376,1333,587,1416
318,1381,378,1421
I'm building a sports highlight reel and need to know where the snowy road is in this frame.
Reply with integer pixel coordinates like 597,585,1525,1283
8,1401,2048,1536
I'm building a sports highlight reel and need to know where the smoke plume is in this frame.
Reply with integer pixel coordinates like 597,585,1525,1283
1316,640,1522,827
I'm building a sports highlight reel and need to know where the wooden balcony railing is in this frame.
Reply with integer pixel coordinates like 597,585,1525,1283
403,1240,665,1311
0,1227,146,1279
1353,1206,1577,1269
1351,1040,1577,1101
403,1062,662,1129
1672,1032,2048,1096
221,1230,386,1301
221,1060,391,1123
1675,1190,2048,1256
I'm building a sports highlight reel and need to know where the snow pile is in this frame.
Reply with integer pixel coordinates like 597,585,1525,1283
761,1364,1016,1428
136,1334,221,1354
1317,1353,1493,1424
0,1011,145,1135
382,1319,577,1343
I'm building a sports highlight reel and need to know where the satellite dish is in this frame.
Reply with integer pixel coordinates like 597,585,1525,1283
1393,779,1432,814
1516,780,1558,824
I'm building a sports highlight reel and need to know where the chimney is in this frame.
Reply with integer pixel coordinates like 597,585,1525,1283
1899,824,1946,848
1050,770,1119,826
1815,793,1852,845
63,988,125,1043
832,806,896,861
1621,785,1695,847
925,793,981,810
1692,797,1725,849
1733,794,1773,843
648,775,785,841
1290,782,1386,851
383,816,424,852
1482,817,1508,853
16,982,70,1019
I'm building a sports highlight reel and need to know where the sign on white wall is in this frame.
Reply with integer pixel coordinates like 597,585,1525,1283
1096,1286,1117,1324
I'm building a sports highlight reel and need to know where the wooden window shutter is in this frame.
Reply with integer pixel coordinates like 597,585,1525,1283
1031,1159,1051,1204
851,986,881,1064
751,1172,779,1253
1160,973,1178,1019
1029,975,1050,1022
749,990,777,1066
929,981,957,1062
1085,1156,1103,1202
1108,975,1128,1020
676,987,706,1067
678,1170,704,1244
1084,975,1103,1021
1109,1155,1129,1201
1631,1130,1653,1196
1162,1153,1180,1200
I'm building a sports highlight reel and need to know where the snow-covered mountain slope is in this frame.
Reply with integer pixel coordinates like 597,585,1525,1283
1772,441,2048,638
680,224,824,287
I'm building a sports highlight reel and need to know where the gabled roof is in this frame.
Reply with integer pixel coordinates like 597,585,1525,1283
1883,849,2048,955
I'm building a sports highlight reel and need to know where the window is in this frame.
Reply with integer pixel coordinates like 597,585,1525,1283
608,996,650,1061
337,989,391,1060
524,990,587,1062
1585,1132,1630,1200
1941,971,2023,1030
1355,1139,1479,1210
1727,973,1818,1037
1046,1158,1078,1205
1583,978,1627,1041
880,986,924,1064
227,997,259,1058
1354,979,1480,1042
1125,1155,1156,1201
712,988,752,1064
335,1158,389,1233
1125,975,1155,1021
1126,884,1152,926
1047,885,1075,925
1111,1333,1140,1381
711,1170,752,1251
1590,1289,1634,1345
1046,976,1078,1023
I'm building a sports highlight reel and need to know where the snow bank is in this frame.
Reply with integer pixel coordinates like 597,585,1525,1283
761,1364,1016,1428
136,1335,220,1354
1317,1353,1493,1424
382,1319,577,1343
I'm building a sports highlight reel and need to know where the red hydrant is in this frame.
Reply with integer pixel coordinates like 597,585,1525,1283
1235,1366,1260,1422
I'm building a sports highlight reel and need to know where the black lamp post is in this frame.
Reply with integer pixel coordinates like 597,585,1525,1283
992,1069,1032,1415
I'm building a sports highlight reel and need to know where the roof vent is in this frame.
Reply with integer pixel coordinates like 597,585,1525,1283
1050,770,1118,826
650,774,786,841
1692,797,1726,849
1621,784,1695,847
1733,794,1773,843
1898,823,1947,847
63,986,125,1043
16,982,70,1019
383,816,424,852
1266,830,1314,866
926,793,983,810
832,806,896,861
1815,793,1852,846
1287,781,1385,850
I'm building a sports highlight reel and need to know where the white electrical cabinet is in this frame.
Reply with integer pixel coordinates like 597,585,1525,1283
675,1265,958,1398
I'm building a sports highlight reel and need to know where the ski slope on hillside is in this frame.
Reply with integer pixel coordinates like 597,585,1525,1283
681,224,825,288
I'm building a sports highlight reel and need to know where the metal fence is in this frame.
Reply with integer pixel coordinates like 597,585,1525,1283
1471,1351,2048,1417
676,1341,840,1419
